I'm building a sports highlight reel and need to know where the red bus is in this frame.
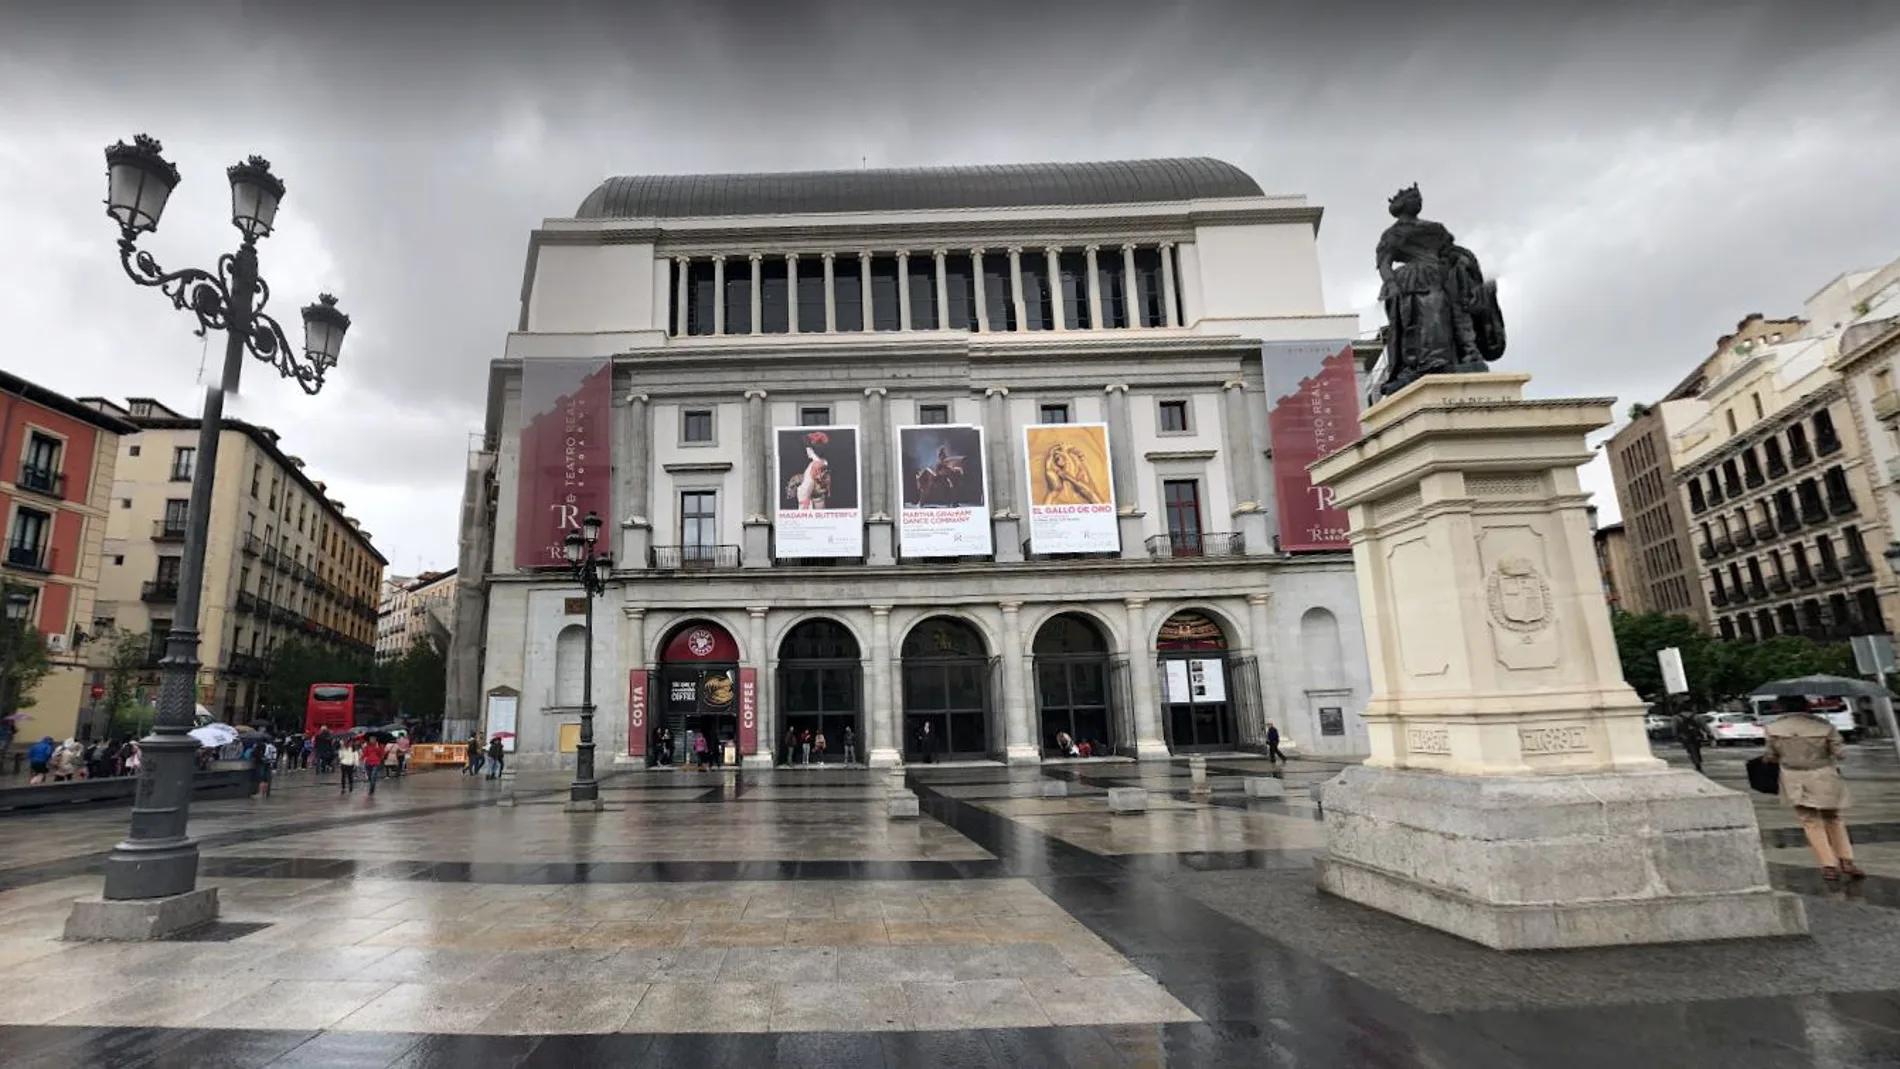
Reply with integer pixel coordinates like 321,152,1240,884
305,683,397,737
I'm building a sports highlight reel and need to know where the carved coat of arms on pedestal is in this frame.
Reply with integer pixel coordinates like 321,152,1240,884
1486,556,1553,634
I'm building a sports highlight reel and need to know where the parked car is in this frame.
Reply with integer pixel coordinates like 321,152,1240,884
1700,712,1765,746
1644,712,1674,740
1749,696,1860,743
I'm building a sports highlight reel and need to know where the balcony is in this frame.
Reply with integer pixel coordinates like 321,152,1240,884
252,595,272,619
1698,542,1717,561
151,518,188,542
1777,511,1801,534
262,546,279,566
1733,528,1757,549
1817,562,1843,583
1145,532,1244,559
1790,446,1814,468
16,464,64,500
1768,575,1792,595
1817,435,1843,458
1711,589,1730,607
1794,570,1818,589
1876,390,1900,422
1844,554,1874,577
649,544,741,570
1766,458,1789,479
1729,586,1750,605
141,580,178,603
1744,470,1765,490
4,543,48,572
1829,494,1858,517
1800,503,1828,526
227,652,264,678
1754,519,1777,541
1713,536,1734,556
1747,581,1769,600
1722,480,1743,500
1708,485,1726,506
241,533,261,557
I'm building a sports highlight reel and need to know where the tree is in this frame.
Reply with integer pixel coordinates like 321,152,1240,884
1612,609,1859,707
1,619,52,714
1612,611,1715,705
382,635,446,736
93,627,155,741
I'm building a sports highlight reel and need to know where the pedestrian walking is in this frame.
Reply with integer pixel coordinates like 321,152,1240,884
916,721,937,764
1673,707,1712,773
486,735,506,779
1765,695,1863,882
1266,722,1285,764
338,738,361,793
25,736,55,784
842,725,857,766
362,737,386,795
464,732,484,776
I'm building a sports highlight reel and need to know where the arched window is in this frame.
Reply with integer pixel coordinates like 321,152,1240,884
901,617,992,759
777,619,862,765
1033,614,1113,756
1300,608,1344,689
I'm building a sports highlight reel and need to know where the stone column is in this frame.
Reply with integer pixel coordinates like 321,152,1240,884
1084,245,1102,330
620,391,653,569
1247,592,1283,747
971,248,989,332
747,606,769,760
1121,244,1140,327
1308,371,1805,949
786,253,800,334
822,252,837,332
1007,247,1026,331
868,604,899,767
985,386,1022,562
999,601,1038,763
864,386,894,565
748,253,762,335
1222,379,1271,555
615,605,647,764
1104,384,1145,560
712,255,727,335
859,251,874,330
933,248,949,330
1159,242,1178,327
742,388,771,567
674,257,690,337
897,251,912,331
1122,597,1167,758
1045,247,1065,330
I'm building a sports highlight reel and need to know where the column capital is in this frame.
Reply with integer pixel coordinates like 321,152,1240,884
1223,379,1248,392
821,250,837,261
1103,383,1130,395
1124,596,1149,609
984,386,1010,398
863,386,888,398
747,252,762,263
675,255,692,265
1248,593,1272,607
1121,242,1137,252
1084,243,1100,254
870,604,894,616
747,606,769,618
712,253,728,263
745,389,768,401
999,600,1023,614
896,249,910,261
1045,245,1063,255
1006,245,1023,255
622,606,646,620
859,250,874,260
932,248,947,258
786,250,799,261
625,391,651,405
1158,241,1175,251
970,246,987,257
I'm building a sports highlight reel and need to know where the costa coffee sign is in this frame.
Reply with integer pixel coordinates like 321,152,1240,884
739,667,758,756
627,671,648,756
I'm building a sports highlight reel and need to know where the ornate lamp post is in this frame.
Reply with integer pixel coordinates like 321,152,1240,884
0,586,33,727
97,135,349,904
562,511,609,810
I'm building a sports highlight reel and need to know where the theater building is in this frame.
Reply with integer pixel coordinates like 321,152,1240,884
458,158,1377,769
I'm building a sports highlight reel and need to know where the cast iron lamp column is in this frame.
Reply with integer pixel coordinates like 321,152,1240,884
0,587,34,729
98,134,350,901
562,511,610,808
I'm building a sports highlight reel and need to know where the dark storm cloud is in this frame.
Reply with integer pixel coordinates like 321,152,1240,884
3,0,1896,569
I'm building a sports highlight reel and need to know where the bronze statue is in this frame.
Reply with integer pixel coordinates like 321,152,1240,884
1375,184,1506,396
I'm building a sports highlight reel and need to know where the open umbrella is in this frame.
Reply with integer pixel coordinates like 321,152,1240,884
188,722,239,749
1749,674,1891,700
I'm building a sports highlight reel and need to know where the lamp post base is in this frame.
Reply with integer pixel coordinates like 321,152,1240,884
564,797,605,813
64,886,219,942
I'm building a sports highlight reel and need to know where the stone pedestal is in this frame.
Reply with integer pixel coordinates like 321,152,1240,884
65,887,219,941
1306,372,1806,949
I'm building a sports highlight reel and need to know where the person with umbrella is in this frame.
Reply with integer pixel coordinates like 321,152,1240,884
1672,705,1713,773
1764,695,1863,882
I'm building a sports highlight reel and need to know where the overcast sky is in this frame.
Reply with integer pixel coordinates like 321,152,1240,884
3,0,1897,570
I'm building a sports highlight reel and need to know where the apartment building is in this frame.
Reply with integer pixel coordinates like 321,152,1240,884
1594,521,1635,613
1,371,137,738
81,397,388,719
376,569,456,663
1827,256,1900,569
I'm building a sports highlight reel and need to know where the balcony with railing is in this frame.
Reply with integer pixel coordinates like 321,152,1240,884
151,518,188,542
1768,575,1792,595
1713,535,1735,556
1698,542,1717,562
1829,493,1858,517
241,533,262,557
1733,527,1757,549
1793,569,1818,589
1790,444,1814,468
1817,561,1844,583
1777,509,1801,534
227,652,264,678
1145,532,1244,559
1800,502,1828,526
1711,589,1730,608
1766,457,1789,479
1844,553,1875,577
1875,390,1900,423
1817,434,1843,458
252,594,272,618
236,590,256,612
1747,581,1769,601
141,580,178,603
4,542,48,572
1754,519,1777,542
649,544,741,570
1707,485,1726,506
262,545,280,566
16,464,65,500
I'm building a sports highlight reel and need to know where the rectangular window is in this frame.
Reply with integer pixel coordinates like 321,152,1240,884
1163,480,1204,556
944,254,976,330
799,406,832,428
171,447,196,481
981,253,1017,332
162,498,189,532
796,258,827,333
1058,251,1091,329
1133,247,1166,327
154,555,182,586
251,463,261,497
1038,403,1071,424
128,444,140,457
20,432,61,496
918,404,950,425
1158,400,1190,433
1021,257,1053,331
680,491,717,560
870,256,901,331
687,260,717,335
682,409,715,444
906,255,937,329
6,507,51,569
759,257,790,334
834,257,864,332
724,258,753,335
1098,252,1128,329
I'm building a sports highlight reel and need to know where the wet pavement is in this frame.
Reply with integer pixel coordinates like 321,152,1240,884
0,746,1897,1066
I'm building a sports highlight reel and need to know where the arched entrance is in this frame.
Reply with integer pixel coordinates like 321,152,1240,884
1158,610,1236,752
1033,613,1112,756
901,616,993,761
777,619,862,766
658,620,741,766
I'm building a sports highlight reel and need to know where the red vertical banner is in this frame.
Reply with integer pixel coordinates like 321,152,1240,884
738,668,758,756
627,670,647,756
514,358,615,569
1264,341,1363,551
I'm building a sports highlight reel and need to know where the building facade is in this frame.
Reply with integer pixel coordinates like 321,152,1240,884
1593,521,1635,613
1669,271,1900,643
456,158,1378,769
377,569,456,663
1827,256,1900,570
1,371,136,738
80,398,387,720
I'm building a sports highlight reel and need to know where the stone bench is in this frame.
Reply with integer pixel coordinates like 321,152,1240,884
1242,777,1286,800
1039,780,1069,798
887,794,920,819
1107,787,1148,814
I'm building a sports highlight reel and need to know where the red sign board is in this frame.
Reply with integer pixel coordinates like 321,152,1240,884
514,358,615,569
627,670,647,756
739,668,758,756
1265,341,1363,551
90,684,106,700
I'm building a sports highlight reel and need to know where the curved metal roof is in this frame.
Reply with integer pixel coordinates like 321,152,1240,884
575,157,1263,219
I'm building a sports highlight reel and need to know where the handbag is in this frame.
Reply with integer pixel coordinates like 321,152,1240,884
1745,756,1780,796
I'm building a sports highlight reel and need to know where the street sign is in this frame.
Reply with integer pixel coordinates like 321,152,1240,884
90,684,106,700
1850,634,1896,677
1658,647,1689,696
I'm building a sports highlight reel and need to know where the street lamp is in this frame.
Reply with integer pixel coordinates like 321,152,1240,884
98,135,349,904
0,586,32,729
562,511,610,810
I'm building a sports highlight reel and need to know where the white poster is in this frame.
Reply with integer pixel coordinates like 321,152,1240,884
1023,422,1119,554
1163,660,1191,704
1189,658,1227,702
774,426,863,558
486,694,518,754
897,424,992,558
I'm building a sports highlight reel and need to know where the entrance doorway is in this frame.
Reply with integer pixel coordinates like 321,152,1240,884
658,621,741,766
777,618,862,765
1158,610,1236,752
901,616,993,761
1033,613,1113,756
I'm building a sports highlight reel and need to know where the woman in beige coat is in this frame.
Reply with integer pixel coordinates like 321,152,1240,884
1763,696,1862,881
